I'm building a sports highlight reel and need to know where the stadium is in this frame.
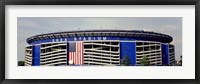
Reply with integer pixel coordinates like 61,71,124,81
25,29,175,66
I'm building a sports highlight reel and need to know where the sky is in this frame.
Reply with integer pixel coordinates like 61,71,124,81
17,17,182,62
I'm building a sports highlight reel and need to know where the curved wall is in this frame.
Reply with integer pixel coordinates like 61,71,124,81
24,30,175,66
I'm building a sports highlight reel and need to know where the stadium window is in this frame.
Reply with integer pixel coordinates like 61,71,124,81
113,33,118,36
136,42,143,46
110,33,114,36
84,33,88,36
88,33,92,36
129,34,133,36
72,33,76,37
80,33,84,36
102,33,106,36
105,32,109,36
68,33,73,37
118,33,122,36
97,33,101,36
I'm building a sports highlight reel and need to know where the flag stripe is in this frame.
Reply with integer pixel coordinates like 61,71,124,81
76,42,78,64
69,52,71,61
76,42,80,65
81,42,83,64
82,42,84,64
73,52,74,64
80,42,82,64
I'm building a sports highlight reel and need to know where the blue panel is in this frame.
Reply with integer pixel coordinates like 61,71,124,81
31,36,172,45
161,44,169,65
120,42,136,66
30,37,137,44
32,45,40,66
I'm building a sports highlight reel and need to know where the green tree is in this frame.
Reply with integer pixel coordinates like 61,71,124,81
121,56,130,66
140,55,150,66
18,61,25,66
179,55,182,66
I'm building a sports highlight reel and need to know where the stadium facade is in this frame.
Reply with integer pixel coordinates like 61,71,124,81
25,30,175,66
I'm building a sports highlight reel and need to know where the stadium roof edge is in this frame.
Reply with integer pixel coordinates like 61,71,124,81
26,29,173,44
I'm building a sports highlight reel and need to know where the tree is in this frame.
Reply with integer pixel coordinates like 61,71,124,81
140,55,150,66
18,61,25,66
178,55,182,66
121,56,130,66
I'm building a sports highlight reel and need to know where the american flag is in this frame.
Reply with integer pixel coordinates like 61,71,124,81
68,41,84,65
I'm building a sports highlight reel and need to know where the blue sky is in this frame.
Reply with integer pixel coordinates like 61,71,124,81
17,17,182,61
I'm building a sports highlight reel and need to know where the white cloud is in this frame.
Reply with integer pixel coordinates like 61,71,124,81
18,19,40,28
160,25,178,31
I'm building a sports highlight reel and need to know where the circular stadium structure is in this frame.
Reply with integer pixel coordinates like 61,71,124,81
25,30,175,66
